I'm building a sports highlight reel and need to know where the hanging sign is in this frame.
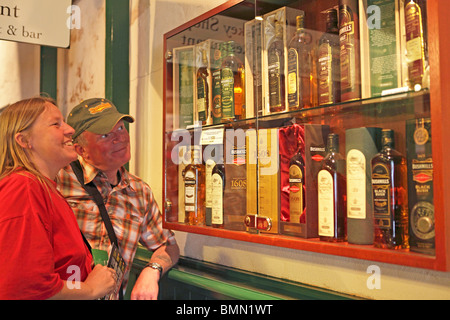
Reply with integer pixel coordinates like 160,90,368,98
0,0,73,48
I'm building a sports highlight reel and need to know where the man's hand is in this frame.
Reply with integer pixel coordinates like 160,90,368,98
130,267,160,300
130,242,179,300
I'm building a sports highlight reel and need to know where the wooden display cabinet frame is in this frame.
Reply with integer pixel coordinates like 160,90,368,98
162,0,450,271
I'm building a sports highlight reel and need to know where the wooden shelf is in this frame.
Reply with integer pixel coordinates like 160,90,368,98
164,221,439,270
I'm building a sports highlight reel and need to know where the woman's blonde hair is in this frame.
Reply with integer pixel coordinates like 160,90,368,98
0,96,57,186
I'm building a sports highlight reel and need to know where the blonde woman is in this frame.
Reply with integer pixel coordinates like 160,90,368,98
0,97,115,300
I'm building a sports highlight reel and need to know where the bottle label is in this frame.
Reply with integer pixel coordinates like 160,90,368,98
406,37,422,66
205,159,215,208
289,164,303,222
371,163,391,229
211,172,223,224
221,67,234,119
346,149,366,219
339,5,357,96
268,50,283,108
287,48,299,108
184,170,196,212
212,69,222,121
412,158,433,199
318,170,334,237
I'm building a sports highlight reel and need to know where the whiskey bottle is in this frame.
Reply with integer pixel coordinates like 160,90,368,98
318,133,347,242
339,0,361,102
212,42,224,124
371,129,409,249
205,158,216,226
405,0,426,91
268,19,286,113
197,49,209,125
221,41,245,122
211,162,225,228
289,148,305,223
287,15,316,110
183,145,206,226
318,9,341,106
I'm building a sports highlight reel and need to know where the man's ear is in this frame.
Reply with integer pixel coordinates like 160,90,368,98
15,132,30,149
74,143,85,157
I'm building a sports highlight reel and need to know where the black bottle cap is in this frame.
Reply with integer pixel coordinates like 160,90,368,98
381,129,395,148
326,9,338,23
327,133,339,152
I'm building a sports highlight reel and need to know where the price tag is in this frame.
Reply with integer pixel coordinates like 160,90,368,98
200,128,224,145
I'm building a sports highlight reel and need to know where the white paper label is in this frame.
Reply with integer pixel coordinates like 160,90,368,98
346,149,366,219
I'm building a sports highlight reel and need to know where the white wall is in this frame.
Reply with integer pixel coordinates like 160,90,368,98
57,0,106,116
0,41,40,108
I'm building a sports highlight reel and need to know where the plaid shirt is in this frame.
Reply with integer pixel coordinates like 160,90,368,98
56,157,175,291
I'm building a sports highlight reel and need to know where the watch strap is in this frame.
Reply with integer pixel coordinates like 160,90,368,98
147,262,163,277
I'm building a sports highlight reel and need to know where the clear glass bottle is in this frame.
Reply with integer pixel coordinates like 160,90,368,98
212,42,225,124
220,41,245,122
197,49,209,125
339,0,361,102
318,133,347,242
371,129,409,249
183,145,205,226
318,9,341,106
268,19,286,113
405,0,426,91
211,162,225,228
287,14,316,110
289,148,305,223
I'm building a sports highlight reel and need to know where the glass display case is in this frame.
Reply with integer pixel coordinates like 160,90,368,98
163,0,450,271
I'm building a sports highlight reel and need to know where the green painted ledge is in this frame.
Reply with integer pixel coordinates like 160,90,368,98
125,246,359,300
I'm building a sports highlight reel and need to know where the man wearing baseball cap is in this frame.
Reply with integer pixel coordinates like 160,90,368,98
57,98,179,300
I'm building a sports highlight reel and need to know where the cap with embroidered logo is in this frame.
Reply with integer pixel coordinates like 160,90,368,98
67,98,135,140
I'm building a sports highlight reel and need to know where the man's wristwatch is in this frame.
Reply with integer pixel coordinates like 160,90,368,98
147,262,163,278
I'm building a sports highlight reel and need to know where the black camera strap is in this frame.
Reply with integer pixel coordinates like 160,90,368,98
70,160,119,247
70,160,123,299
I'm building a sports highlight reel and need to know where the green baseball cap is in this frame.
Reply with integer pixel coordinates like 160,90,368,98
67,98,134,140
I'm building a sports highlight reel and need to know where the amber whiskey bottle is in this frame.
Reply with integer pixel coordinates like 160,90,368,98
268,19,286,113
318,133,347,242
371,129,409,249
211,162,225,228
183,146,206,226
318,9,341,106
220,41,245,122
289,148,305,223
405,0,426,90
197,49,209,125
339,0,361,102
287,15,316,110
